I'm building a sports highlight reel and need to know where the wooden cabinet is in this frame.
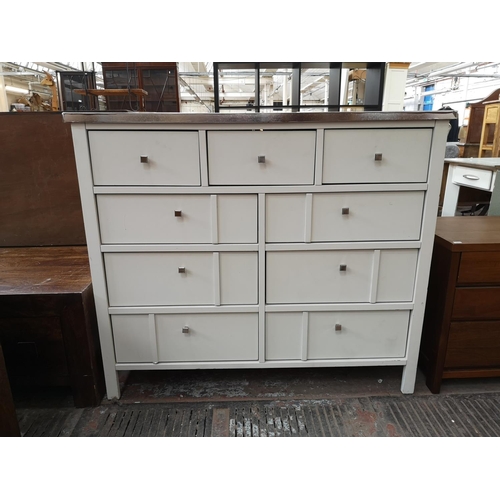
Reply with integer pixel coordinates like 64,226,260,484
64,110,451,399
420,217,500,393
479,101,500,158
101,62,180,112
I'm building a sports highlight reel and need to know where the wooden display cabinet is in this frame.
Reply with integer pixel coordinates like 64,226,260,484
101,62,180,112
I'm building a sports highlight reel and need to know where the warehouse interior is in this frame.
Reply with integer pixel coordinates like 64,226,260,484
1,52,499,497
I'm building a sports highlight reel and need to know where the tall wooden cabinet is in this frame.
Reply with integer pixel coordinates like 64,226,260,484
63,111,451,400
479,100,500,158
101,62,180,112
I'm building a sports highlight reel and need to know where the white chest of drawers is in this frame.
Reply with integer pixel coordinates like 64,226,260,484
64,111,452,399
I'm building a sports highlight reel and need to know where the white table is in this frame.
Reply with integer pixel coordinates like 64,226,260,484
441,157,500,216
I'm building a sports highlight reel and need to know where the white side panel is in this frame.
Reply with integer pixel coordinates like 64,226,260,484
156,313,259,362
207,130,316,185
377,249,418,302
307,310,410,359
219,252,258,305
89,131,201,186
97,194,257,244
265,312,303,360
104,252,257,306
323,128,432,184
266,250,373,304
112,315,152,363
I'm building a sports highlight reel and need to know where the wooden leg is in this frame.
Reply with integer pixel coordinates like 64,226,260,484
0,343,20,437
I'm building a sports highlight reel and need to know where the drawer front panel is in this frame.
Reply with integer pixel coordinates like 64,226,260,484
323,128,432,184
458,252,500,285
452,287,500,320
104,252,258,306
266,192,424,242
266,311,409,360
445,321,500,369
266,249,417,304
97,194,257,244
89,131,201,186
112,313,258,363
451,166,492,191
207,130,316,185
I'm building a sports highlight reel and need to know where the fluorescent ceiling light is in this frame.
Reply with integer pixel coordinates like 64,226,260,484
5,85,29,94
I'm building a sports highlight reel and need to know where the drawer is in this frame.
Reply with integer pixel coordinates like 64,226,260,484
207,130,316,185
444,321,500,369
457,252,500,285
266,249,417,304
266,191,424,242
451,166,493,191
112,313,258,363
265,310,409,360
104,252,258,306
97,194,257,244
88,131,201,186
322,128,432,184
452,287,500,320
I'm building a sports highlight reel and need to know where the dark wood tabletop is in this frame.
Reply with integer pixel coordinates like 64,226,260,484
0,246,91,295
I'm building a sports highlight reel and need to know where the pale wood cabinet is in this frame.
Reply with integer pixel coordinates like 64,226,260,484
64,111,452,399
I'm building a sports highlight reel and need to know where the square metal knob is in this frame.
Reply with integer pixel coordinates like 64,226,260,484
335,324,342,332
178,266,186,273
258,155,266,164
342,207,349,215
374,153,383,161
339,264,347,272
174,210,182,217
182,326,190,334
140,155,149,163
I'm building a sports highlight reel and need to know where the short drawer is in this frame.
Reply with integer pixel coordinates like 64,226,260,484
104,252,258,306
266,249,417,304
451,166,493,191
207,130,316,185
323,128,432,184
457,252,500,285
97,194,257,244
265,310,409,360
88,131,201,186
452,287,500,320
266,191,424,242
444,321,500,369
112,313,258,363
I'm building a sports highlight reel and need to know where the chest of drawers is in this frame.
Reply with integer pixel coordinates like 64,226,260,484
64,111,452,399
420,216,500,393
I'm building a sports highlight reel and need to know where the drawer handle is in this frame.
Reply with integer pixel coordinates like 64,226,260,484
335,324,342,332
174,210,182,217
257,155,266,164
140,155,149,164
374,153,383,161
182,326,190,334
463,174,480,181
342,207,349,215
178,266,186,273
339,264,347,272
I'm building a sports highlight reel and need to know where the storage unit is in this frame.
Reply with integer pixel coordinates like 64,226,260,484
64,111,452,399
420,216,500,393
479,101,500,158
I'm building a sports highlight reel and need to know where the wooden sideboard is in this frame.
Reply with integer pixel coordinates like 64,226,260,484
420,216,500,393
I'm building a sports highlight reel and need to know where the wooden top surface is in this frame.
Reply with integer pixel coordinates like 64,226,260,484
444,157,500,172
0,246,91,295
435,216,500,252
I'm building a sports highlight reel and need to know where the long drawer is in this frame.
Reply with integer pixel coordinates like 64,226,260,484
97,194,258,244
266,191,424,242
207,130,316,185
323,128,432,184
112,313,259,363
266,310,409,360
104,252,258,306
89,131,201,186
266,249,418,304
